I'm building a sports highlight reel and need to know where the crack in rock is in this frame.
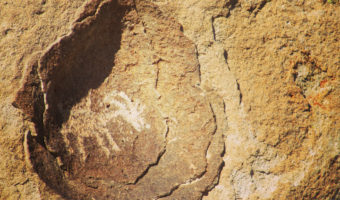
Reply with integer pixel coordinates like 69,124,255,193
129,122,169,185
223,49,231,71
156,100,226,200
211,17,216,41
195,44,202,85
235,80,243,105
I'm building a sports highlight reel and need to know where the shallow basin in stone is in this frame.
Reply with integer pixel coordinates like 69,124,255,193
14,0,224,199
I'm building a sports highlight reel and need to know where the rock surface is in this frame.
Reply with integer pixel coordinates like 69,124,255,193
0,0,339,199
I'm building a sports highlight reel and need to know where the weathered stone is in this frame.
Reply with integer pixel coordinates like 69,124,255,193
1,0,339,199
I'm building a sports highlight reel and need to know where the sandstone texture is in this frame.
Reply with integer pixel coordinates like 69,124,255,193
0,0,339,200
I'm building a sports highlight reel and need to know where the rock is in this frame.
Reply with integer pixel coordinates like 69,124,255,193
1,0,339,199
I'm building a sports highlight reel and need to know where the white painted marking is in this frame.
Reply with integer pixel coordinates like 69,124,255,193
104,91,150,132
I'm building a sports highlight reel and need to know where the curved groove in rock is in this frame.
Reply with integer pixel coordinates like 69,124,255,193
129,123,169,185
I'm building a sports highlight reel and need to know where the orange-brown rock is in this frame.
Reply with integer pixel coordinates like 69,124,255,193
1,0,339,199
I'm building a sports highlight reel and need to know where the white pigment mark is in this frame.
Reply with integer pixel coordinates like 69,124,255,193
104,91,150,132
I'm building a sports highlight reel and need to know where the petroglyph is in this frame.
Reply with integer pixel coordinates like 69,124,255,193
60,90,150,161
103,91,150,132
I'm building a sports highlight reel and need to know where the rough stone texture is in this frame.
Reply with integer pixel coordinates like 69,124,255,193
0,0,339,200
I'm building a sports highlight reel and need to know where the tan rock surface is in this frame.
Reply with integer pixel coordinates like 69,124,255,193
1,0,339,199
